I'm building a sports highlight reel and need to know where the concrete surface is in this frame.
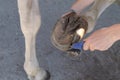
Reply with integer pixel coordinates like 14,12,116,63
0,0,120,80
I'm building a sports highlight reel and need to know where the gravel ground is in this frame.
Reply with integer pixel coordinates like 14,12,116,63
0,0,120,80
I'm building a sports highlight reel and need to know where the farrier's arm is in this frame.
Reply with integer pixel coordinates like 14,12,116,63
71,0,94,14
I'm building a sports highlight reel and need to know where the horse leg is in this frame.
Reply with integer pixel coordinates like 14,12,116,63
17,0,49,80
83,0,116,33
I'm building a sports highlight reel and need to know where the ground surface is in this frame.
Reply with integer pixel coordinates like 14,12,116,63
0,0,120,80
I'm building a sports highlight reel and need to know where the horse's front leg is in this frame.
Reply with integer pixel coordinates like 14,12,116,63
17,0,49,80
83,0,116,33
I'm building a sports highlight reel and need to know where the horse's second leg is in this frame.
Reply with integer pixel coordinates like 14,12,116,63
83,0,116,33
17,0,49,80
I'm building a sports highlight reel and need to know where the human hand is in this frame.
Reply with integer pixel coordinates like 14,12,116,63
83,24,120,51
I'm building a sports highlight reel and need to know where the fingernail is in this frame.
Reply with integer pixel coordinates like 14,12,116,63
83,44,88,50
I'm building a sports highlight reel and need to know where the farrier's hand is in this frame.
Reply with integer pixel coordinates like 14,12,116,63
83,24,120,51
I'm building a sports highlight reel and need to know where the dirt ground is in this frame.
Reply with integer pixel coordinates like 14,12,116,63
0,0,120,80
